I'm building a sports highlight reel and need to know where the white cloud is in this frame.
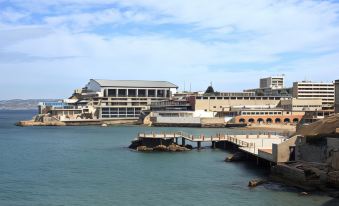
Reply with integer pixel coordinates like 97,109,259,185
1,0,339,99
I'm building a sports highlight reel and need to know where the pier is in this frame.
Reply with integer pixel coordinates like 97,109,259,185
136,131,287,163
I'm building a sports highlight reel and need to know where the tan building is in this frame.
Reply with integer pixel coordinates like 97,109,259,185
280,98,323,112
191,96,282,112
292,81,334,110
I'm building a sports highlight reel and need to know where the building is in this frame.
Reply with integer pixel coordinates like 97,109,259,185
231,108,303,124
335,79,339,113
244,75,292,96
86,79,178,119
191,95,282,113
280,98,323,112
292,81,334,110
39,79,178,121
260,75,284,89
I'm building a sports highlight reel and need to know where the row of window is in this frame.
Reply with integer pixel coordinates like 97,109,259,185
196,96,281,100
241,111,283,115
101,107,142,118
105,89,170,98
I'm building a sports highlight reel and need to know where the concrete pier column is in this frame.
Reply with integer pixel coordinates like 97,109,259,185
197,141,201,149
211,141,216,149
182,138,186,146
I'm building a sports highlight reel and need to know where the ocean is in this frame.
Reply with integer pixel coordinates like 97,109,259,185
0,110,337,206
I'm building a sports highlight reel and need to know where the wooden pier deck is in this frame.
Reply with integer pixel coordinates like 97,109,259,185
137,131,287,163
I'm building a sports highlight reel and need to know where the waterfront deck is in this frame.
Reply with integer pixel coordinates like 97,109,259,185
137,131,287,163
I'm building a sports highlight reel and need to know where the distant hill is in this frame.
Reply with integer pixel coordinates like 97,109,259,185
0,99,60,110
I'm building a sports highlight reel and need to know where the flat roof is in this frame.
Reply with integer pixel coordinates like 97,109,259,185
92,79,178,88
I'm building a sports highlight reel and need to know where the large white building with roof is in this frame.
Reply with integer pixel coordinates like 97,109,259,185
85,79,178,119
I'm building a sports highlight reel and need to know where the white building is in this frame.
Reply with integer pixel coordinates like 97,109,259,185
86,79,178,119
292,81,335,110
244,75,291,96
260,75,284,89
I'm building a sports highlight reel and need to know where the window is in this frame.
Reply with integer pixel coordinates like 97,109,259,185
108,89,116,97
118,89,127,97
148,90,155,97
138,89,146,97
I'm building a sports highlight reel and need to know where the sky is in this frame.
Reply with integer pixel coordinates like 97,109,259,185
1,0,339,99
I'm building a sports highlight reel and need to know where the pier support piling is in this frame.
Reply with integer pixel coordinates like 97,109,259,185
182,138,186,146
211,141,216,149
197,141,201,149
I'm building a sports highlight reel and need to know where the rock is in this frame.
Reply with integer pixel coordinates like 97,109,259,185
168,144,180,152
225,152,245,162
136,146,153,152
300,192,308,196
248,179,267,187
129,139,142,149
101,123,108,127
185,144,193,149
154,145,168,151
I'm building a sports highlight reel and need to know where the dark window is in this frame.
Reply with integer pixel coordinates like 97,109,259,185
118,89,127,97
108,89,116,97
128,89,137,97
148,90,155,97
157,90,165,97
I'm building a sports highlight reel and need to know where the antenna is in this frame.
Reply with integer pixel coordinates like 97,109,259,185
183,81,186,92
189,83,192,92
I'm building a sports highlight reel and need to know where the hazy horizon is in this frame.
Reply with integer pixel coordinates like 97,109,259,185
1,0,339,99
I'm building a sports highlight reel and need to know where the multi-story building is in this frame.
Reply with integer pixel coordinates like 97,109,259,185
335,79,339,113
260,75,284,89
86,79,178,119
39,79,178,121
292,81,335,110
190,95,282,113
244,75,292,96
280,98,323,112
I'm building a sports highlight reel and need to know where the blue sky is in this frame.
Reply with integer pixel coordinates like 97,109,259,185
1,0,339,99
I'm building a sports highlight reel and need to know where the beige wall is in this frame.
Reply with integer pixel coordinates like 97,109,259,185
195,98,281,112
280,98,322,111
272,135,298,163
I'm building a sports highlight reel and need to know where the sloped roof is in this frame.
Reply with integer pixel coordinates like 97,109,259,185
296,113,339,137
92,79,178,88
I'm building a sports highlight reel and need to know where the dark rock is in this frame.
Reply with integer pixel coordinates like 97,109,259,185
129,139,142,149
224,152,245,162
185,144,193,149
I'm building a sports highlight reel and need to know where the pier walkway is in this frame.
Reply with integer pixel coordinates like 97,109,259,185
137,131,287,163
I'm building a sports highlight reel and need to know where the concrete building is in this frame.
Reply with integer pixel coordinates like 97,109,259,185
260,75,284,89
191,95,282,113
244,75,292,96
292,81,334,110
86,79,178,119
280,98,323,112
39,79,178,121
335,79,339,113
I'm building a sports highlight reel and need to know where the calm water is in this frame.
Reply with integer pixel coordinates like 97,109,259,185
0,110,337,206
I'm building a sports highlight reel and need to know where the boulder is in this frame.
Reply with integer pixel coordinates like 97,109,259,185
154,145,168,151
248,178,267,187
225,152,245,162
185,144,193,149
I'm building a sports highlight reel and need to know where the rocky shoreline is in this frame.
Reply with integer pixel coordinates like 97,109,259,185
129,138,192,152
